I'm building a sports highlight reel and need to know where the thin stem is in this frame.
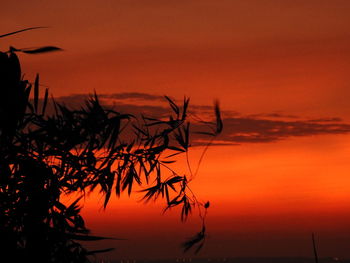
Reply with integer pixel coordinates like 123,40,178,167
312,233,319,263
186,151,194,179
185,184,203,220
193,136,215,178
159,160,179,176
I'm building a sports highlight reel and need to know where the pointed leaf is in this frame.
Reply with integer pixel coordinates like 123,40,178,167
21,46,63,54
34,74,39,112
41,88,49,114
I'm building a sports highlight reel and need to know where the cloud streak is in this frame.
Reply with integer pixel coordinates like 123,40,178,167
99,92,164,101
211,117,350,144
51,93,350,145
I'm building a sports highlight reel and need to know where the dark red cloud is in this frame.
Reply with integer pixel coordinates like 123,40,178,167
48,93,350,145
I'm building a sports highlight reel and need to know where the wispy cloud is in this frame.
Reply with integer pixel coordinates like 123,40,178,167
210,117,350,144
99,92,164,101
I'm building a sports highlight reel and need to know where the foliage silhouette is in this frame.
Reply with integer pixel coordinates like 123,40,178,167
0,29,222,262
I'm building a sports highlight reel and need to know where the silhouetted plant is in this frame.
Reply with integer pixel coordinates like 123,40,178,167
0,28,222,262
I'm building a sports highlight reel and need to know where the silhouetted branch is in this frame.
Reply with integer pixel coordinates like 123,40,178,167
0,35,222,262
0,27,47,38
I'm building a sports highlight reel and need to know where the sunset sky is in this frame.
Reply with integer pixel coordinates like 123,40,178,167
2,0,350,260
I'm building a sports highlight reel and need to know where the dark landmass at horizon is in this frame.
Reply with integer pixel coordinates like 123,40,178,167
92,257,349,263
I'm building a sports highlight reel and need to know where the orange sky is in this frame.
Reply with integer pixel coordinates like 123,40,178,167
2,0,350,260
